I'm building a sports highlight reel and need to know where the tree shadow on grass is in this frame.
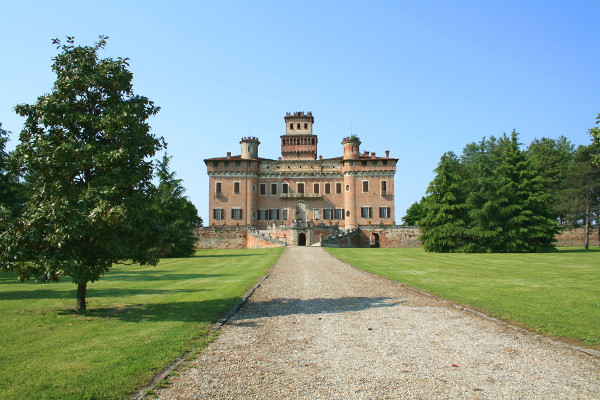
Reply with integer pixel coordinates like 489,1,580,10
0,287,205,301
555,248,600,253
192,253,268,258
102,271,231,281
84,297,241,323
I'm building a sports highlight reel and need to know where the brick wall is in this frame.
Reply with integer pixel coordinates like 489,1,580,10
359,226,421,248
195,227,247,249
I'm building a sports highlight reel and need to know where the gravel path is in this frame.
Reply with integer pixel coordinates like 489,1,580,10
148,247,600,400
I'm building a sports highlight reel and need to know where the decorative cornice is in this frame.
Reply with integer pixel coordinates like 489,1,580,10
208,171,259,178
343,170,396,177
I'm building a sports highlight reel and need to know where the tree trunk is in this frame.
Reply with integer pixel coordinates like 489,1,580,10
584,204,590,250
76,281,87,314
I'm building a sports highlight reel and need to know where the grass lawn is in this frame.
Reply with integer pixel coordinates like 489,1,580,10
326,246,600,349
0,248,283,400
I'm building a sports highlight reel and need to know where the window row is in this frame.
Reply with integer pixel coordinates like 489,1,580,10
289,122,309,130
213,208,244,220
215,181,389,196
361,207,391,219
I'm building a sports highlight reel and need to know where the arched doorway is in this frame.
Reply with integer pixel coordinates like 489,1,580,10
298,232,307,246
371,233,380,248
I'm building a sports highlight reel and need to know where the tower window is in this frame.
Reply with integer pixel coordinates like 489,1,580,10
231,208,243,220
361,207,373,219
304,123,308,129
215,182,222,194
290,123,294,130
213,208,224,220
297,123,300,129
336,182,342,194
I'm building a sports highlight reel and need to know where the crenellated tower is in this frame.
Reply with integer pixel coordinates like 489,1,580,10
281,111,317,160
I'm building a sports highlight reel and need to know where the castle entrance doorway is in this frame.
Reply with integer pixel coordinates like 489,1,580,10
298,232,307,246
295,201,307,225
371,233,380,248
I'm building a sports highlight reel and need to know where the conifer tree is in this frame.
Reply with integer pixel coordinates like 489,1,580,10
420,152,472,252
153,154,202,257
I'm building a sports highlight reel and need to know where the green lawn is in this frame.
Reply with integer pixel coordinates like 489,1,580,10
0,248,283,400
326,246,600,349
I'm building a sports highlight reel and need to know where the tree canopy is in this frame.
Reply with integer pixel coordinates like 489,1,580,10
0,37,164,313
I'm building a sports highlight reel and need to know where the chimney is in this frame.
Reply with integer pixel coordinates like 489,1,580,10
370,152,376,158
363,150,369,156
319,155,323,160
385,150,390,158
226,152,231,159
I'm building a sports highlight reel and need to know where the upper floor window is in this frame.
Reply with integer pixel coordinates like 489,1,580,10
324,183,331,194
259,183,266,195
313,183,320,194
271,183,278,195
362,180,369,193
282,183,289,194
215,182,222,194
233,181,240,194
380,180,388,196
336,182,342,194
297,182,305,194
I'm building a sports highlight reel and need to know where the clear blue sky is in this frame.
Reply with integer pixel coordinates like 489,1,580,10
2,1,599,223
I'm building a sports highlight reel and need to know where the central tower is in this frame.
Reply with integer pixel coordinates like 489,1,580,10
281,111,317,160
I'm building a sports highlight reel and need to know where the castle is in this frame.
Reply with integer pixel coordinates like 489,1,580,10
204,112,398,246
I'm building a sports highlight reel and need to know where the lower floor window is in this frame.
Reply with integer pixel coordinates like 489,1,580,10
281,208,289,221
269,209,279,220
213,208,224,220
379,207,391,218
361,207,373,219
258,209,268,220
335,208,345,220
323,208,333,220
313,208,321,220
232,208,243,220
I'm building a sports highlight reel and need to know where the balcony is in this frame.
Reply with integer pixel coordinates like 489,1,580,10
279,193,322,200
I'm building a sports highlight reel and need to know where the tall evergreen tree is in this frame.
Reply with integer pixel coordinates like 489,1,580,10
420,152,472,252
0,37,163,313
590,113,600,167
153,154,202,257
402,197,427,226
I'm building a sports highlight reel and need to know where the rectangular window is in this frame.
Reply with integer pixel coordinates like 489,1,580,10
324,183,331,194
323,208,333,220
297,182,305,194
313,183,320,194
313,208,321,220
224,161,230,167
382,160,388,166
233,181,240,194
335,208,345,220
380,180,387,196
247,161,253,167
271,183,278,195
362,180,369,193
361,207,373,219
259,183,266,195
379,207,391,218
213,162,219,167
235,161,241,167
269,209,279,220
335,182,342,194
282,183,289,194
258,209,268,220
213,208,224,220
215,182,222,195
231,208,243,220
281,208,289,221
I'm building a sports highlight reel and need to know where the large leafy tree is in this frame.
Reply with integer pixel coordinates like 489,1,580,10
402,197,427,226
0,37,163,313
153,154,202,257
420,152,472,252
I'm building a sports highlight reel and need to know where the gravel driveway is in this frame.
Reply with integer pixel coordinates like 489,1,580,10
148,247,600,400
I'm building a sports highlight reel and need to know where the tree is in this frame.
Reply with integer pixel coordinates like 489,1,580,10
0,37,164,313
402,197,427,226
153,154,202,257
560,145,600,249
0,123,25,227
420,152,472,252
590,113,600,166
527,136,574,223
